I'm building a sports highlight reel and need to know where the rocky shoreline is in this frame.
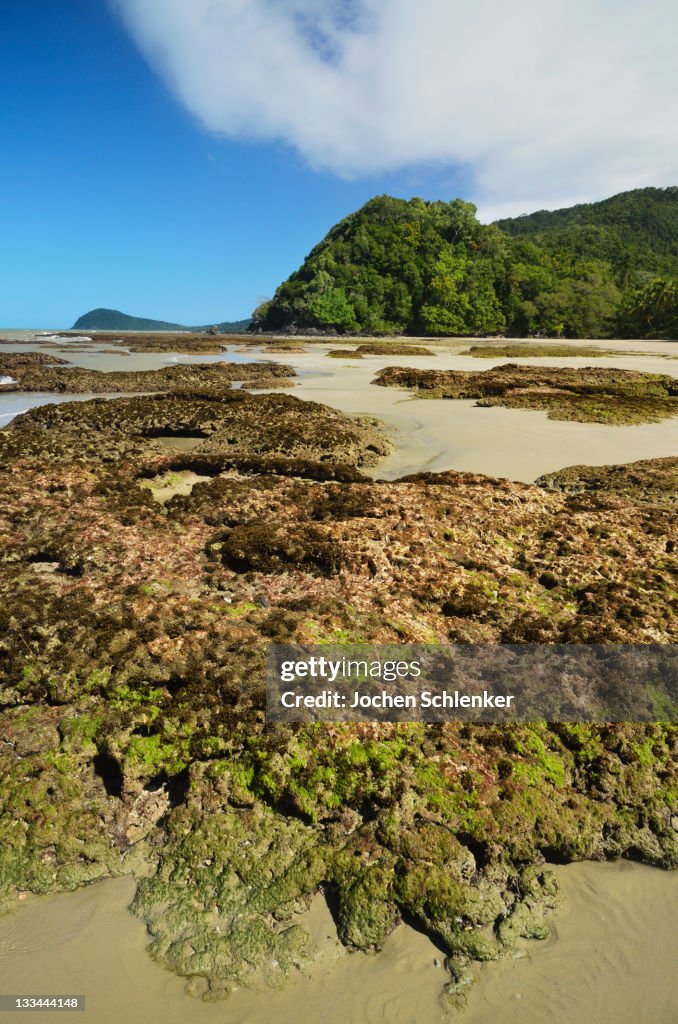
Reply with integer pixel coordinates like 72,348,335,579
463,344,645,358
374,363,678,424
536,457,678,506
0,354,295,394
329,343,436,358
0,357,676,1010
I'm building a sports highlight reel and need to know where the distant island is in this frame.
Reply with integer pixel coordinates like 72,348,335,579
72,308,251,333
254,187,678,339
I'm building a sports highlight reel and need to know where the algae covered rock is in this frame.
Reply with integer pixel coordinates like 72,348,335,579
131,802,328,993
0,378,676,1002
208,523,347,576
374,363,678,424
536,456,678,507
4,390,391,470
0,355,290,394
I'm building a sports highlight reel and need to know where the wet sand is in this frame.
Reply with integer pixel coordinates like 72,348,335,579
239,342,678,482
0,878,446,1024
464,860,678,1024
0,861,675,1024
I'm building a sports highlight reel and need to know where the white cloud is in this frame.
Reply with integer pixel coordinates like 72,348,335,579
111,0,678,213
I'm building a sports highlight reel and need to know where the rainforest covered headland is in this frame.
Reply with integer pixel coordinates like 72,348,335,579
255,187,678,340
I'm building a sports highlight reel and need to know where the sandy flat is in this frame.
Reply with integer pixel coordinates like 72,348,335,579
240,342,678,482
464,860,678,1024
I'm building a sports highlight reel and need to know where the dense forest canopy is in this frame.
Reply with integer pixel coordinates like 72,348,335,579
254,188,678,338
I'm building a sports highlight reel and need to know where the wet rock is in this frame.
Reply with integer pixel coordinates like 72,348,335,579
208,523,347,577
0,359,293,395
131,804,327,993
3,390,389,472
0,352,69,368
51,331,245,355
328,343,434,358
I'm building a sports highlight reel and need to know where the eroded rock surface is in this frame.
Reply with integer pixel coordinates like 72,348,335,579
329,343,435,358
1,391,389,470
0,384,676,1005
0,356,293,394
537,456,678,507
0,353,70,368
374,364,678,424
463,344,639,358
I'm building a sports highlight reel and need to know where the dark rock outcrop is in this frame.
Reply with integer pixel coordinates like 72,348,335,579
0,357,294,395
537,456,678,506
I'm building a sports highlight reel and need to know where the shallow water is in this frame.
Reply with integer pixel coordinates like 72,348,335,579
0,861,675,1023
154,435,205,452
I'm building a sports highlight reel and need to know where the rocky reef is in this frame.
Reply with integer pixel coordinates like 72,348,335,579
0,380,676,1009
374,364,678,424
463,344,638,358
537,456,678,507
0,353,70,368
329,343,435,358
50,331,293,355
2,390,389,470
54,332,238,355
0,355,294,394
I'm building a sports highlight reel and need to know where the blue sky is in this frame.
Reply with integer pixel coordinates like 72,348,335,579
0,0,470,328
2,0,676,328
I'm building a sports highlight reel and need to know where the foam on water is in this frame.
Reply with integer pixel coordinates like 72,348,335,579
34,334,92,343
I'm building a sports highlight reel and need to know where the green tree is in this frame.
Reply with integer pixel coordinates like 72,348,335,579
617,278,678,338
255,188,678,339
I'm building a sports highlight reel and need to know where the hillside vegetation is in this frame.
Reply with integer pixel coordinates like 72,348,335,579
255,188,678,339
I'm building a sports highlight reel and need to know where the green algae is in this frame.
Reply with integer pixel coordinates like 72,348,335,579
1,390,676,1004
130,805,327,994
